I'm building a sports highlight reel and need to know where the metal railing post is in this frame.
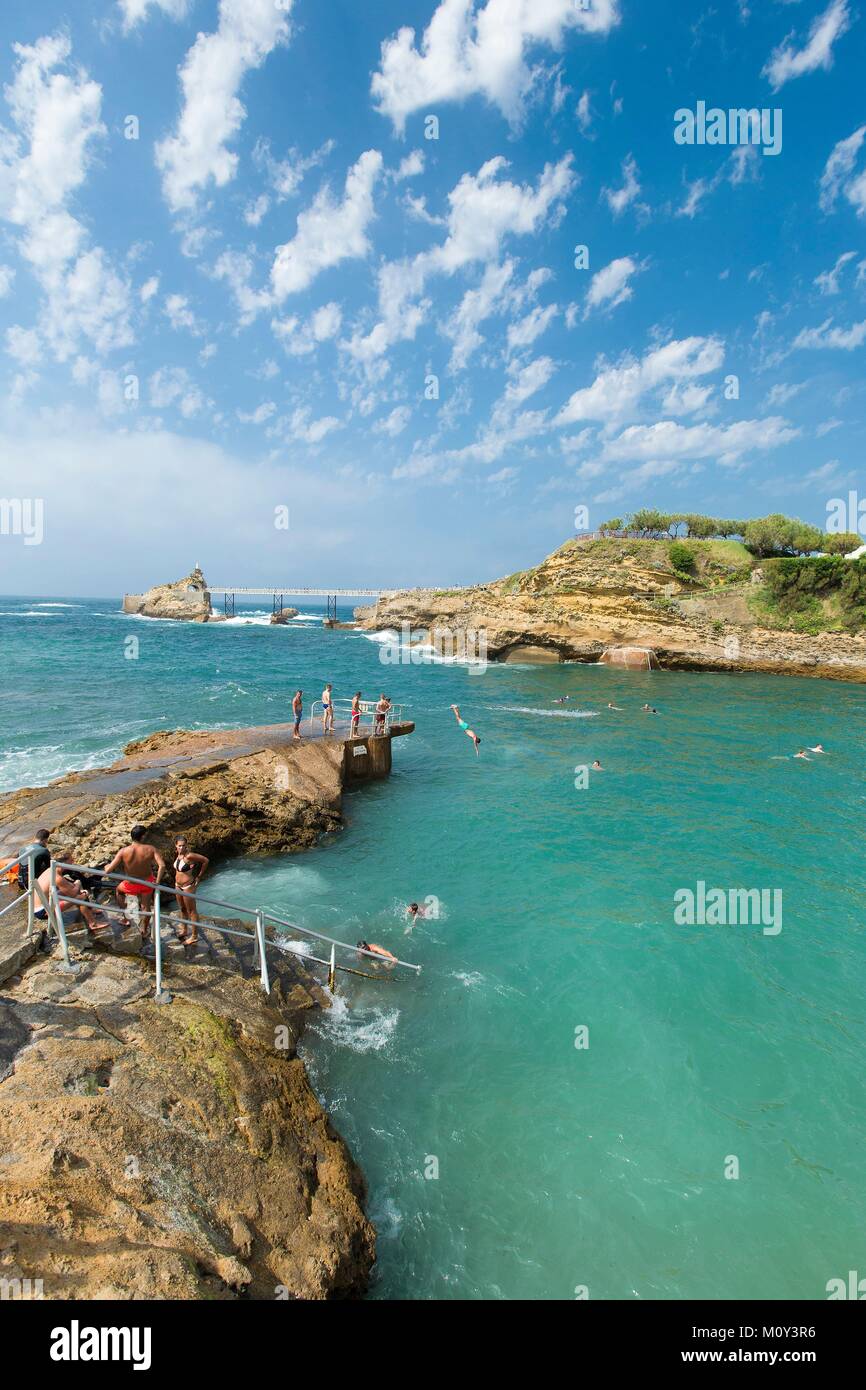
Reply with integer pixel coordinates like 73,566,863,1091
255,910,270,994
49,865,79,975
327,943,336,992
26,848,35,938
153,884,171,1004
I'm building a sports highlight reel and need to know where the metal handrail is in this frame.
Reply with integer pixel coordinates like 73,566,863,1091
50,862,421,997
307,697,403,733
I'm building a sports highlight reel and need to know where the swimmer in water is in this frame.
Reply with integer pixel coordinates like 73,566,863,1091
808,744,827,754
794,749,810,760
357,939,398,964
405,901,425,934
450,704,481,755
607,702,623,711
591,760,604,771
642,704,659,714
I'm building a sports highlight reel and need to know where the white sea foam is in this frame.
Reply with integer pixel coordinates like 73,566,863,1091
316,1002,401,1053
494,705,600,719
279,938,315,957
35,602,81,608
0,610,56,617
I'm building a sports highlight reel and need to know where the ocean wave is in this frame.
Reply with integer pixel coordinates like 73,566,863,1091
35,602,82,608
0,609,56,617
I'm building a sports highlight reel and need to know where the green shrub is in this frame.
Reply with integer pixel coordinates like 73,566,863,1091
669,541,696,573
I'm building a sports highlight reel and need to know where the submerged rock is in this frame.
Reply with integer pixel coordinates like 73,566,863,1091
270,607,299,624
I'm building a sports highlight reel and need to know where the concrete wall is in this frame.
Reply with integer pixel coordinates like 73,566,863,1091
343,735,392,782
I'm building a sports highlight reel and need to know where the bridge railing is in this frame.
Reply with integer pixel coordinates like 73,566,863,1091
308,697,403,735
2,859,419,1002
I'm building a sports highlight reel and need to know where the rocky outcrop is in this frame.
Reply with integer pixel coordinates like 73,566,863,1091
355,539,866,682
270,607,299,625
123,566,223,623
0,937,374,1299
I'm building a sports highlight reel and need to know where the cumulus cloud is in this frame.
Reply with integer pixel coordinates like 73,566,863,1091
583,255,645,317
595,416,798,466
371,0,620,133
819,126,866,217
271,150,383,299
0,34,134,362
602,154,644,217
762,0,850,91
118,0,191,30
792,318,866,350
156,0,292,215
271,302,343,355
346,154,575,368
556,336,725,425
373,405,412,436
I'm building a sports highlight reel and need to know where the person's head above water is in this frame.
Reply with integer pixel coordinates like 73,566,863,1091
130,825,146,842
357,940,369,950
408,902,419,913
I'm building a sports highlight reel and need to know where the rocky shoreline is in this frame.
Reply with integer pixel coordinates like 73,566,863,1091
355,540,866,683
0,719,414,1300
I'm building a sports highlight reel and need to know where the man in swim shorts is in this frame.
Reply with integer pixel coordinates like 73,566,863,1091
322,683,334,734
450,704,481,755
292,689,303,739
103,825,166,948
35,862,105,939
350,691,362,736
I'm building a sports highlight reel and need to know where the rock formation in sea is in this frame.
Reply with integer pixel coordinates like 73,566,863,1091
354,537,866,682
122,566,224,623
270,606,299,624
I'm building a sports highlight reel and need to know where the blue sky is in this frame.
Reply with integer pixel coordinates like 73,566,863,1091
0,0,864,595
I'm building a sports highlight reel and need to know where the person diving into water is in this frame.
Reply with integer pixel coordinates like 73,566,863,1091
450,704,481,755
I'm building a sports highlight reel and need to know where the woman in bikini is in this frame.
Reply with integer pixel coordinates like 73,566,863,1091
173,836,209,950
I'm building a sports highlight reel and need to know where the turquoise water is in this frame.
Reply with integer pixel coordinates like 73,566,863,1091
2,595,865,1299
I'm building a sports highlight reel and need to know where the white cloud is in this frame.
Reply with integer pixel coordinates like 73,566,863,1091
602,154,643,217
286,406,342,444
814,250,856,295
792,318,866,350
0,34,134,362
445,259,515,370
597,416,798,466
374,405,412,436
140,275,160,302
393,150,425,181
271,301,343,355
6,325,42,366
212,250,272,325
765,382,805,408
0,265,15,298
244,193,270,226
557,336,724,425
506,301,558,354
347,155,574,368
118,0,191,30
576,89,593,136
678,146,759,219
819,126,866,216
164,292,199,332
371,0,620,133
237,401,276,425
155,0,292,215
252,136,335,202
583,255,645,317
271,149,383,299
149,365,205,416
762,0,850,91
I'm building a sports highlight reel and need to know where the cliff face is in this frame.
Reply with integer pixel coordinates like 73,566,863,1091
355,538,866,682
0,937,374,1299
123,567,223,623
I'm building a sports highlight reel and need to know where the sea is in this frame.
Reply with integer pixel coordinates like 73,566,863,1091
1,593,864,1300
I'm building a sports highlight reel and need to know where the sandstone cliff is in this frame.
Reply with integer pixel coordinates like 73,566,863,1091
355,537,866,682
0,933,374,1299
